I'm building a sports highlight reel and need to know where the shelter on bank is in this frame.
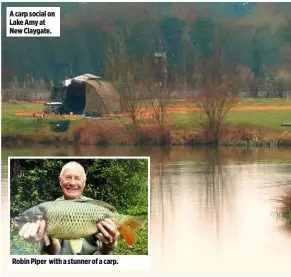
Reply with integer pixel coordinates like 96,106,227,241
48,73,121,115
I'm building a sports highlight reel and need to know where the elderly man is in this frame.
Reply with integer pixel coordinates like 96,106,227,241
18,161,119,255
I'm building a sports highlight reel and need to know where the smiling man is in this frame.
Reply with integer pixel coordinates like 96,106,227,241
18,161,119,255
59,161,87,200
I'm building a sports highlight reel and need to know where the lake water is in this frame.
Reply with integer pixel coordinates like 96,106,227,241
2,145,291,275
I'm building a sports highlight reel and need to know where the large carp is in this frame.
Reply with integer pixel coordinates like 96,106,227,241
12,199,145,253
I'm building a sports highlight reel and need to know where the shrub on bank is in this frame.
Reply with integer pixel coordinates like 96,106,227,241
277,131,291,146
72,119,130,145
276,188,291,221
134,123,171,145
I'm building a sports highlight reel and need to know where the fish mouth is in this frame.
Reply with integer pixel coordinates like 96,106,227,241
11,218,21,228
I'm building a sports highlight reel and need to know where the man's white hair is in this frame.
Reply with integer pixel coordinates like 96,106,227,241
59,161,86,182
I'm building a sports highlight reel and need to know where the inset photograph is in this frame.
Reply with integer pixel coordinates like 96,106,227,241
9,157,149,256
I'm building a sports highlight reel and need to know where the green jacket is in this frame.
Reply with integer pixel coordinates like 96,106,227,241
41,195,117,255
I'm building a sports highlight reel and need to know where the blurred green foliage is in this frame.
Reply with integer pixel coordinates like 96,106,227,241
10,158,149,255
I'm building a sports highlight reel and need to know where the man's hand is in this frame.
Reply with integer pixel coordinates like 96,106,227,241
95,218,119,246
18,220,61,255
18,220,46,241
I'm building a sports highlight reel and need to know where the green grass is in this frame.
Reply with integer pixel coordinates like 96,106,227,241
169,110,291,132
10,227,40,255
169,112,205,130
2,98,291,115
2,103,44,114
2,103,45,135
140,98,291,107
2,103,82,136
165,99,291,131
226,110,291,131
237,98,291,107
2,115,82,136
2,99,291,144
3,116,48,135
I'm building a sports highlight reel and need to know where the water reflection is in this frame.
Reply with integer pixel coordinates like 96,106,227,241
203,148,236,245
150,148,236,272
150,147,291,274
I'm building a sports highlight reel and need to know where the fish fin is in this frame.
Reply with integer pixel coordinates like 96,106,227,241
73,199,117,212
119,225,136,246
43,233,50,247
69,239,83,253
123,215,145,230
118,216,145,246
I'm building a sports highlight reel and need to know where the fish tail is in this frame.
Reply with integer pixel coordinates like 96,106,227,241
118,215,145,246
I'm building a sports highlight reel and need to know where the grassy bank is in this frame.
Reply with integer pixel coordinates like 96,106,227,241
3,99,291,147
2,102,81,144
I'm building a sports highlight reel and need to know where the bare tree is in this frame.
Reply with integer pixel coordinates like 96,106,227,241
105,30,142,130
141,49,172,144
192,48,241,145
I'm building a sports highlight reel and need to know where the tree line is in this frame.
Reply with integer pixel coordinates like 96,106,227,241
3,2,291,97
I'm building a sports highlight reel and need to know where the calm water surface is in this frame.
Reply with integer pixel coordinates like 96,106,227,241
2,145,291,275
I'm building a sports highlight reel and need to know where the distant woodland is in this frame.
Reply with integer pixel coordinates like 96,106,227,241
3,2,291,97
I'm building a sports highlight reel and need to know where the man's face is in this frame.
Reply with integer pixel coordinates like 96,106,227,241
60,169,85,200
